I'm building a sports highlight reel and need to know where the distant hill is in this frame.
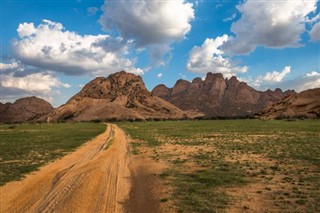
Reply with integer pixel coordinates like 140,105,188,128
47,71,201,122
152,72,295,118
0,97,54,124
258,88,320,119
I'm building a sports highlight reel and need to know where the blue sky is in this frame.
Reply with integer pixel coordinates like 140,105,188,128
1,0,320,107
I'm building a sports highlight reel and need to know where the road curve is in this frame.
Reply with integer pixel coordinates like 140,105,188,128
0,124,132,213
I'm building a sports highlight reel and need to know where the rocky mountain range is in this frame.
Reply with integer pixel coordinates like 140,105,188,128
1,71,318,123
152,72,295,118
258,88,320,119
46,71,201,122
0,97,54,123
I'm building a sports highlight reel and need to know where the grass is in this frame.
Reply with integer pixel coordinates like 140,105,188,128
118,120,320,212
0,122,106,186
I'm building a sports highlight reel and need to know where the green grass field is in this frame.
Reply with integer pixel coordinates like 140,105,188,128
118,120,320,212
1,120,319,212
0,123,106,186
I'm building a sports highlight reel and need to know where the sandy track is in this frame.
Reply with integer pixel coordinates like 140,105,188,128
0,124,133,213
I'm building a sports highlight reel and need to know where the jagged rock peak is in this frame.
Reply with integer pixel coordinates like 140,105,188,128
151,84,170,97
152,72,296,117
205,72,224,82
172,79,190,95
192,77,203,84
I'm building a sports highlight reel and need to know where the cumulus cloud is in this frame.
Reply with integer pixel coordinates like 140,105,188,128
0,61,21,71
99,0,194,47
225,0,318,54
250,66,291,89
310,22,320,41
1,72,70,92
186,34,248,77
13,20,143,76
296,71,320,91
261,66,291,82
17,22,37,38
0,61,70,104
246,67,319,92
306,71,320,77
273,71,320,92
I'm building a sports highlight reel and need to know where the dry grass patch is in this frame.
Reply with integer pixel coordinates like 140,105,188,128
118,120,320,213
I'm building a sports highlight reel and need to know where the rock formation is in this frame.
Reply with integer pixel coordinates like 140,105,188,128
152,72,295,118
258,88,320,119
47,71,201,122
0,97,54,123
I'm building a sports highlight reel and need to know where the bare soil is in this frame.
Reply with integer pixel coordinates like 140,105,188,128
0,124,161,213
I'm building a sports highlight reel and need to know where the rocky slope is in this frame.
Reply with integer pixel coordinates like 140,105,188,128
0,97,54,123
258,88,320,119
152,72,295,117
47,71,201,122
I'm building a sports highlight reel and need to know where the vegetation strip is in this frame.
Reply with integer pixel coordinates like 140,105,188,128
104,125,115,150
0,123,106,185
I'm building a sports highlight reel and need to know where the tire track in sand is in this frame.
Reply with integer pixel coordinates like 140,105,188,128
0,124,132,213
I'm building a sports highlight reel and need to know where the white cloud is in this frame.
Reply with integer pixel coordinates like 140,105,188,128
310,22,320,41
17,22,37,38
0,74,68,105
1,72,70,92
195,0,199,7
186,34,248,76
261,66,291,82
0,61,21,71
276,71,320,92
223,13,237,22
99,0,194,47
250,66,291,88
157,73,162,78
225,0,318,54
306,71,320,77
297,71,320,91
0,61,70,104
246,68,319,92
13,20,143,76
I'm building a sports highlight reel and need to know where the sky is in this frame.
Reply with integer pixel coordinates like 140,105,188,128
1,0,320,107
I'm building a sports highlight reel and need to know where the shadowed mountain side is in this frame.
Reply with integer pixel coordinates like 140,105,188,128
152,72,295,118
47,71,202,122
258,88,320,119
0,97,54,124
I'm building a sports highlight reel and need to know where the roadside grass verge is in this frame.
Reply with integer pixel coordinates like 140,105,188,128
118,120,320,212
0,122,106,186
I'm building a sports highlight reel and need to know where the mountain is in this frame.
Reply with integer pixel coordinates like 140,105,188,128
152,72,295,118
47,71,201,122
258,88,320,119
0,97,54,124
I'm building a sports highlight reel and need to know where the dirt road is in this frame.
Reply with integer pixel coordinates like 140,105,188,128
0,124,152,213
